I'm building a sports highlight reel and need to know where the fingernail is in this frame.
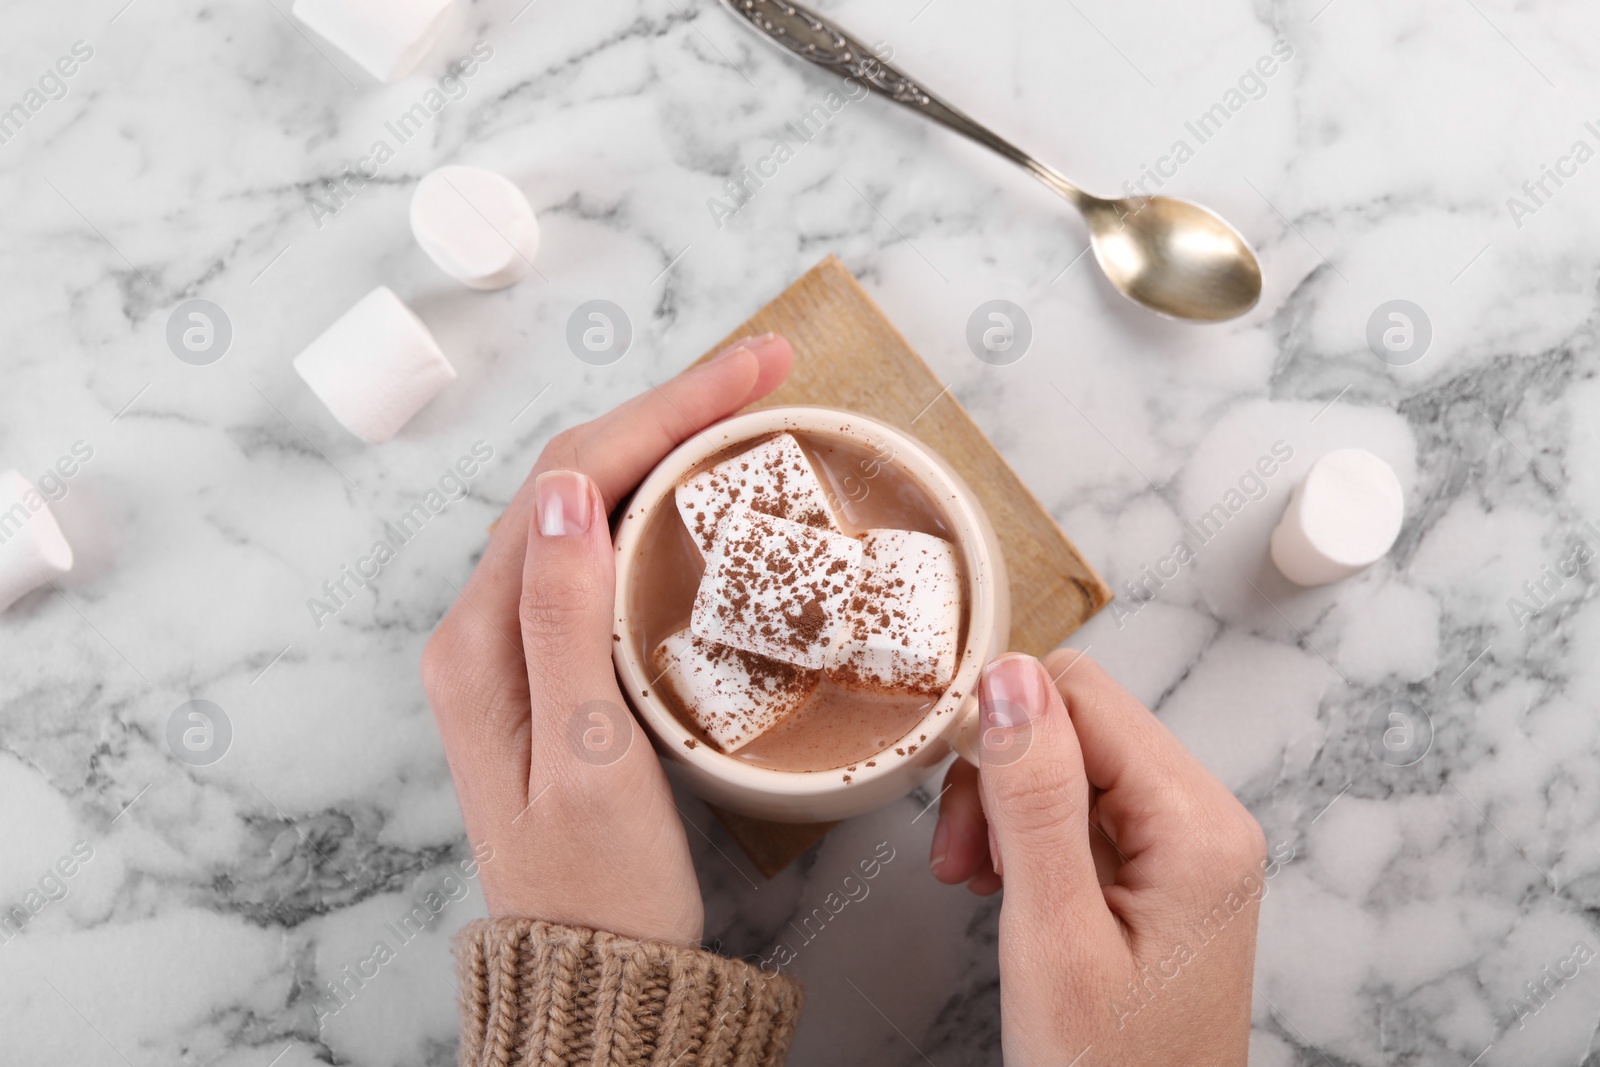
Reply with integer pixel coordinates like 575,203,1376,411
929,817,950,875
988,823,1003,877
534,470,592,538
711,333,779,363
980,654,1049,732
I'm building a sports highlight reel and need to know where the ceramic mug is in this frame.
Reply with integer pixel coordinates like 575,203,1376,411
612,406,1011,823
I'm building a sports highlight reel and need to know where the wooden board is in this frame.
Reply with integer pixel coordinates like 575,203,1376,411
710,808,838,881
696,256,1112,874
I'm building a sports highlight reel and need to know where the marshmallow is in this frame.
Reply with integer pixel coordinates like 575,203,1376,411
690,507,863,670
0,471,73,613
291,0,454,82
828,529,961,696
676,433,840,557
653,628,818,753
410,165,540,291
293,286,457,445
1270,448,1404,586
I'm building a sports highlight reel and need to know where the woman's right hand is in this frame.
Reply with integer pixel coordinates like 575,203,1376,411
931,650,1270,1066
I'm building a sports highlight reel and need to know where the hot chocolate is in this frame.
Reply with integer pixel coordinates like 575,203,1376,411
628,430,968,772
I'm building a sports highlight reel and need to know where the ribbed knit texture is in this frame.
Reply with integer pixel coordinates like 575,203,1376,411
454,918,804,1067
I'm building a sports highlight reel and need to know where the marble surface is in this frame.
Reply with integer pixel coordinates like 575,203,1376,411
3,0,1600,1063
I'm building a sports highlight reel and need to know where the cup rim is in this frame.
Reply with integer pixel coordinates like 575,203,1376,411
611,405,998,798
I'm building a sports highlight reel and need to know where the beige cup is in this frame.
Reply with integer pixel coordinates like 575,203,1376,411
612,406,1011,823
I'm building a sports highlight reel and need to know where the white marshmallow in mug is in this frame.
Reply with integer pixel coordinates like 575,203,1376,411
291,0,454,82
652,629,818,753
0,470,74,613
828,529,960,696
410,165,540,291
690,507,863,670
1270,448,1404,586
675,432,841,557
293,286,457,445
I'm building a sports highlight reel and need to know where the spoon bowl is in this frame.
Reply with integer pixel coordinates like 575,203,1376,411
1083,196,1263,321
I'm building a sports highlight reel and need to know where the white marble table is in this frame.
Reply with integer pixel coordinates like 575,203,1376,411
3,0,1599,1063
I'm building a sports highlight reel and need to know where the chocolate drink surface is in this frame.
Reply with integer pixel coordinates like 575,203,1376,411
630,431,968,772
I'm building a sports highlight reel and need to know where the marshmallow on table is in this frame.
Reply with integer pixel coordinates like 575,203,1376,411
0,471,73,613
828,529,960,696
653,629,818,753
1270,448,1404,586
690,507,863,670
291,0,454,82
676,433,840,557
293,286,456,445
410,165,540,291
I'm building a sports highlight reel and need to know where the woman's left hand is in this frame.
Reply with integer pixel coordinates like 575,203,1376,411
422,334,793,945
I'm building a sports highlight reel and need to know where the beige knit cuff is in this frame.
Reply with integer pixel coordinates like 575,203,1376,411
454,918,804,1067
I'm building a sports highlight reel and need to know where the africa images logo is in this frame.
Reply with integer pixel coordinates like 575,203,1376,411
307,441,494,629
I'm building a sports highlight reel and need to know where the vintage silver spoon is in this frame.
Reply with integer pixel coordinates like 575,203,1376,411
720,0,1263,322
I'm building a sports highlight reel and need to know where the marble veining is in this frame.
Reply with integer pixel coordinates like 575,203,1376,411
2,0,1600,1063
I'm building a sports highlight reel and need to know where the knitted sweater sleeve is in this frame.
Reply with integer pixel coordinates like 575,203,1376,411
454,918,804,1067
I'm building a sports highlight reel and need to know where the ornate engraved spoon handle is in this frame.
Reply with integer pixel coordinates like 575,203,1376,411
718,0,1086,204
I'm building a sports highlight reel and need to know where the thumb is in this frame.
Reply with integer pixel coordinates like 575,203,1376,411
520,469,635,773
977,655,1111,930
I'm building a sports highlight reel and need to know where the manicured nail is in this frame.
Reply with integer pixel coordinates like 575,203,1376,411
929,817,950,875
980,654,1049,733
711,333,780,363
534,470,592,538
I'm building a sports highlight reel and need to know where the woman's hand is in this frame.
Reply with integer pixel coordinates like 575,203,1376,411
931,650,1267,1065
422,334,793,946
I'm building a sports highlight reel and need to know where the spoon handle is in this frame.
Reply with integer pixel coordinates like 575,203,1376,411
719,0,1088,207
